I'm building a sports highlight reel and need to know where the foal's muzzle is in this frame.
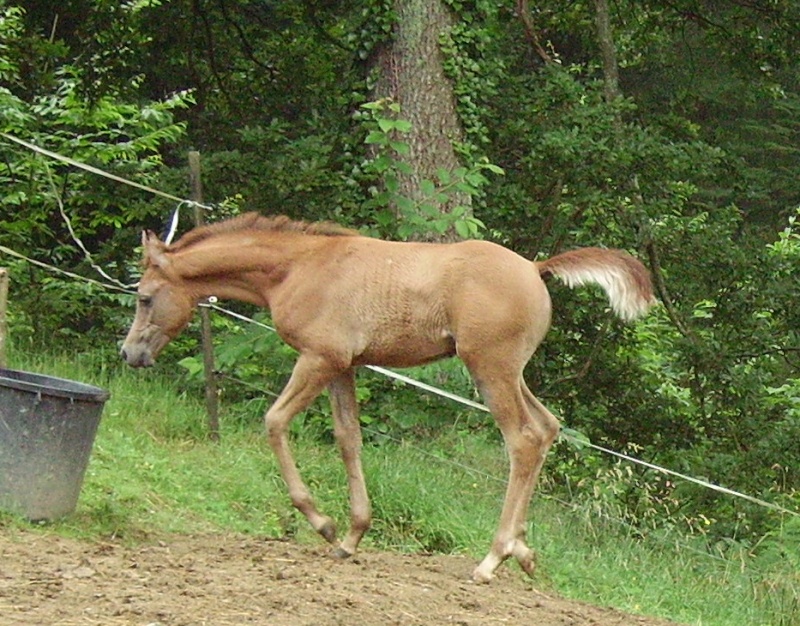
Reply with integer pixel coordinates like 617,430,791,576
120,346,154,368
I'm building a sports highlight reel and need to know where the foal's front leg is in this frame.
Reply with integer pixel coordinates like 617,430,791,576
328,369,371,559
265,353,340,543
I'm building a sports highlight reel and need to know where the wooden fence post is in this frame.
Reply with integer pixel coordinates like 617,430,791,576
0,268,7,369
188,151,220,441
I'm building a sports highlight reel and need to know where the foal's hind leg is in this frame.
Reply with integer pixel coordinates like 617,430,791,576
328,369,371,559
470,371,559,583
265,353,341,543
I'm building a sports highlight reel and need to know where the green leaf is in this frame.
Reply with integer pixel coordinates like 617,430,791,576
365,130,387,145
397,223,416,239
371,154,393,173
389,140,410,155
396,161,414,175
483,163,505,175
178,357,203,377
374,209,395,226
378,118,395,133
396,196,416,213
433,219,449,234
465,171,487,187
560,427,591,449
420,203,440,218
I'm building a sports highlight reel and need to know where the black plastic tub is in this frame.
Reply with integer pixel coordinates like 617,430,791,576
0,368,109,521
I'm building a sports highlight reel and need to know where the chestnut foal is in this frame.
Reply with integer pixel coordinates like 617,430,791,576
121,212,655,582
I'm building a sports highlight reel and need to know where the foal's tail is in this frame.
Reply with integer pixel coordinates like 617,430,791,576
537,248,656,321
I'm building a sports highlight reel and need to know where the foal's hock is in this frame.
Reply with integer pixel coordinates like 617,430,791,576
121,212,656,582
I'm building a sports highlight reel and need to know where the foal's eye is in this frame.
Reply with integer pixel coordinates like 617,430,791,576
139,295,153,307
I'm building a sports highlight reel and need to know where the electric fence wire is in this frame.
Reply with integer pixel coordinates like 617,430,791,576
0,132,213,210
0,131,207,250
1,131,797,523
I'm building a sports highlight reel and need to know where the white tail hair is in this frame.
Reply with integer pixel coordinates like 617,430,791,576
537,248,656,321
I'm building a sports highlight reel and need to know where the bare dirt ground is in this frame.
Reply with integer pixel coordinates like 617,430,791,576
1,530,683,626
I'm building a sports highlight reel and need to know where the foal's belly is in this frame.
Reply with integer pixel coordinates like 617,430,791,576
351,327,457,368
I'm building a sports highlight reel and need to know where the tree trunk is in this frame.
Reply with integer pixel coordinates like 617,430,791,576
372,0,470,241
594,0,622,104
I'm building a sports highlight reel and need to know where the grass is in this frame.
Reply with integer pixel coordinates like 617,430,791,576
2,350,797,626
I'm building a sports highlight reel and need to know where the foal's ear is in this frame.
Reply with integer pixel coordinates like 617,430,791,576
141,230,169,267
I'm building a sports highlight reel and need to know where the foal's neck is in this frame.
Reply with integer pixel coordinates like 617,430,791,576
170,231,327,307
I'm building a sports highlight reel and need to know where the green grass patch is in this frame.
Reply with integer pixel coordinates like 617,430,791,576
1,350,797,626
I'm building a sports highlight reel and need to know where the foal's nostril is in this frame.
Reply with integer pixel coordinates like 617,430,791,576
120,348,128,361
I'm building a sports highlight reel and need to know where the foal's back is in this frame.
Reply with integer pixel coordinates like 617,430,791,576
270,235,550,369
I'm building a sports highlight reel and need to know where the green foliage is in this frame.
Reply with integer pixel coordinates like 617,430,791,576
350,0,395,61
356,98,495,240
439,0,502,149
0,2,191,344
769,206,800,259
538,205,800,538
485,60,725,253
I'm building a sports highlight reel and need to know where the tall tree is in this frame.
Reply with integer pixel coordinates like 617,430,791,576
371,0,471,240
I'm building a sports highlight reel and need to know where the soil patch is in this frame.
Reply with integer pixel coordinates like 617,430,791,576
1,530,684,625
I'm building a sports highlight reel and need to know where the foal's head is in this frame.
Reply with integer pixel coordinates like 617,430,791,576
121,231,194,368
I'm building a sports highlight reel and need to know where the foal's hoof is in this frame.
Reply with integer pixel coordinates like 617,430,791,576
331,545,354,560
471,566,494,584
514,546,536,578
318,519,338,544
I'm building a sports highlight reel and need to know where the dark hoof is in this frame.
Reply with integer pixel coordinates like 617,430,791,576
331,546,353,560
319,520,337,544
517,550,536,578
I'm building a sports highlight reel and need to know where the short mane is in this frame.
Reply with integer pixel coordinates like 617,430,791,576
170,212,359,251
